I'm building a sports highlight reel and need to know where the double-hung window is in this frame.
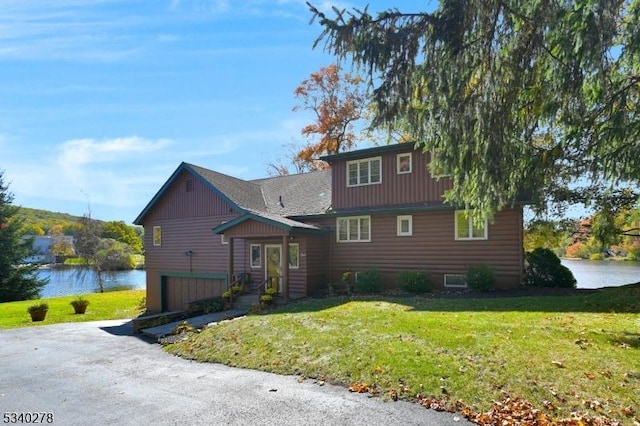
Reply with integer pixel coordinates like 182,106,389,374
347,157,381,187
455,210,488,240
337,216,371,242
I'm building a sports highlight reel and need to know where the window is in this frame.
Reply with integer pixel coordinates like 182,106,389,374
347,157,382,187
445,274,467,288
186,179,193,192
430,149,452,178
455,211,488,240
397,215,413,236
337,216,371,242
397,153,412,174
250,244,261,268
289,243,299,269
152,226,162,246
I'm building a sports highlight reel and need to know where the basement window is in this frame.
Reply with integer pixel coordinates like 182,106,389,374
444,274,467,288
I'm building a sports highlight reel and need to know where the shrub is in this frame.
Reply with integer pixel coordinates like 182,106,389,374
525,248,577,288
465,264,496,292
397,271,431,294
260,294,275,307
589,252,605,260
189,297,225,314
355,270,383,293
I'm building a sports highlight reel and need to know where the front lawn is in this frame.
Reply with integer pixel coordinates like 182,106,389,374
166,285,640,424
0,290,145,329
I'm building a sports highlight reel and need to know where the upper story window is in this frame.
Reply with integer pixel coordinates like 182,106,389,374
455,210,488,240
152,226,162,246
397,215,413,236
186,179,194,192
337,216,371,242
347,157,381,187
397,153,412,174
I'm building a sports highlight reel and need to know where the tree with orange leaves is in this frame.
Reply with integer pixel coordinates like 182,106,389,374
270,64,367,175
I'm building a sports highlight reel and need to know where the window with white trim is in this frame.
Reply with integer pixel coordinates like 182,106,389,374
397,153,412,174
337,216,371,242
455,211,488,240
289,243,299,269
397,215,413,236
444,274,467,288
250,244,261,268
347,157,381,187
152,226,162,246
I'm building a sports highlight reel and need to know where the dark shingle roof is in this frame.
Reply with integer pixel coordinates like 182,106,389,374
251,170,332,216
134,162,332,225
187,164,266,212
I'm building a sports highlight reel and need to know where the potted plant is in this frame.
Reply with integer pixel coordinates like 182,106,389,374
222,290,233,309
70,296,90,314
27,302,49,322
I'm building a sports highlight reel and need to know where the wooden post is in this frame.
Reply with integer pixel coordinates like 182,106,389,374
282,235,289,299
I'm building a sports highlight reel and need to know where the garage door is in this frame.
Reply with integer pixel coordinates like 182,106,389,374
163,276,225,312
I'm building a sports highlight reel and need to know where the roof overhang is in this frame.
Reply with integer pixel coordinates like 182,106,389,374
212,211,327,236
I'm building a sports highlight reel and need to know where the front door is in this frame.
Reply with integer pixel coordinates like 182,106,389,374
264,244,282,292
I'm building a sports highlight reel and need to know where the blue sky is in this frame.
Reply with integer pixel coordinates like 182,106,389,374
0,0,422,224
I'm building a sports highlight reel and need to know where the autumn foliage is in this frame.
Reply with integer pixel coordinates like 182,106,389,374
292,64,366,171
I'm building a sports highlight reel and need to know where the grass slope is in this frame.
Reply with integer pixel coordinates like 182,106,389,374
0,290,145,329
167,285,640,424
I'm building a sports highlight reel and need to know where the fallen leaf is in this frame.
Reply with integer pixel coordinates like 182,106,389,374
552,360,565,368
584,372,596,380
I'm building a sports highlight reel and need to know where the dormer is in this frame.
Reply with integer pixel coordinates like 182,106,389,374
321,143,452,211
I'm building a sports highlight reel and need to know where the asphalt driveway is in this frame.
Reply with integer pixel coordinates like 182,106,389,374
0,320,471,425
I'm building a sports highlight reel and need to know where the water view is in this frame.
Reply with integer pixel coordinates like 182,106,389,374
38,268,146,298
35,260,638,298
561,259,640,289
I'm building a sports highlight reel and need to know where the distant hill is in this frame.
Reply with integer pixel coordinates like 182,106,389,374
15,207,95,234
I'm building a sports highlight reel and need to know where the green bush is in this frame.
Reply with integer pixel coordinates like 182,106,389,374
355,270,383,293
589,252,605,260
189,297,225,314
525,248,577,288
465,264,496,292
397,271,431,294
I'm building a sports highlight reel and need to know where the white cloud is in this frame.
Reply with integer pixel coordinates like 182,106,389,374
56,136,172,165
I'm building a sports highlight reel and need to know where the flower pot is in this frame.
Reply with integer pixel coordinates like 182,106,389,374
29,309,48,322
72,304,88,314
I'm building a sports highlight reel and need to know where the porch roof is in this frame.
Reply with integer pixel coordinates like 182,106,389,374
212,210,327,236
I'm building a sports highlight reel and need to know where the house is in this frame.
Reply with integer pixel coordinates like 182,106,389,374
134,143,525,313
23,235,75,264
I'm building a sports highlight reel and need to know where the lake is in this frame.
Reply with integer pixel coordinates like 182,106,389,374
561,259,640,289
38,268,146,298
36,260,638,297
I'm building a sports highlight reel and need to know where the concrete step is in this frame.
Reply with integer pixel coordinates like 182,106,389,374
233,294,260,310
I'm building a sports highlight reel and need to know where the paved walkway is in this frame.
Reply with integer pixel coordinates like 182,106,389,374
141,309,247,339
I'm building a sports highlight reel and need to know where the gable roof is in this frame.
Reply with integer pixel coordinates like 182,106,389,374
134,163,332,225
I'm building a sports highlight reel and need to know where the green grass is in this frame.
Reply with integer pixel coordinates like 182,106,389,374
0,290,145,329
167,285,640,424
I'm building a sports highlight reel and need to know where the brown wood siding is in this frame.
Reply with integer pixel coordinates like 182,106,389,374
304,234,330,294
225,220,288,238
164,276,225,312
316,208,523,289
140,170,247,313
144,170,235,221
331,148,453,210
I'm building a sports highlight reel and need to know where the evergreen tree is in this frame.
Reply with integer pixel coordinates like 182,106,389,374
0,171,48,302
